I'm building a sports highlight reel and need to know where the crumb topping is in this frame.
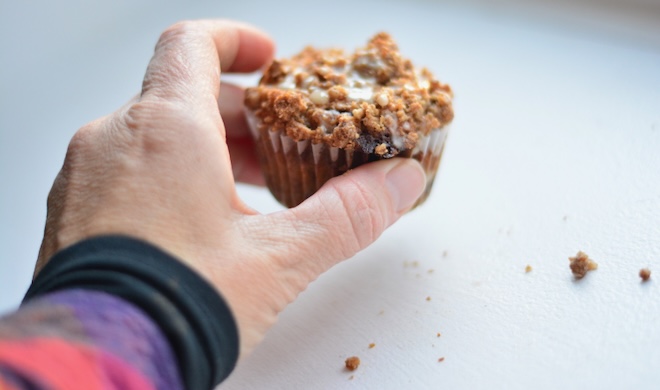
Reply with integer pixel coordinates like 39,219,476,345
569,251,598,279
345,356,360,371
244,32,454,156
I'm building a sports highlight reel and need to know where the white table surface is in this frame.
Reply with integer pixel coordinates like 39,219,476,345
1,1,659,389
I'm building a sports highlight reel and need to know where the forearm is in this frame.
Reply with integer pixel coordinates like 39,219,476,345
0,236,239,390
0,289,182,389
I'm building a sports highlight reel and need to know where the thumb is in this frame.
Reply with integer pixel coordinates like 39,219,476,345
282,158,426,265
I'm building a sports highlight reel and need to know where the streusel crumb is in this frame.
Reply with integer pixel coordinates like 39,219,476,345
345,356,360,371
569,251,598,279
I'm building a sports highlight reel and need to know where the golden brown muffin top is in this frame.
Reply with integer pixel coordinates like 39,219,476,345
244,33,454,157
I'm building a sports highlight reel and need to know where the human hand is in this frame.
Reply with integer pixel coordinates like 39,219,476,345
35,20,426,357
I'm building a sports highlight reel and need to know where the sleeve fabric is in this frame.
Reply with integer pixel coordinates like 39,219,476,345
0,235,240,390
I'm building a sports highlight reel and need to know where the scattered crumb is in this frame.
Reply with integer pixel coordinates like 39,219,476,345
438,357,445,362
428,269,435,274
345,356,360,371
349,375,355,380
378,310,385,315
442,250,448,258
569,251,598,279
640,268,651,282
368,343,376,349
437,332,442,337
412,261,420,267
525,265,533,273
426,296,431,301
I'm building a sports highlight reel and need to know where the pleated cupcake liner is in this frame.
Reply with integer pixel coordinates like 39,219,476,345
246,111,448,208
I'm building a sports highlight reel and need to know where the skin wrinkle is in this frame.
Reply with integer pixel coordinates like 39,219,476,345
325,176,385,257
275,220,329,277
346,174,389,248
148,25,196,93
144,23,221,103
315,187,363,261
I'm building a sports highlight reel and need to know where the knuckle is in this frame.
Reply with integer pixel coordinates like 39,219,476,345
123,100,161,132
122,100,198,155
158,20,197,48
145,21,202,97
67,121,97,157
123,101,168,152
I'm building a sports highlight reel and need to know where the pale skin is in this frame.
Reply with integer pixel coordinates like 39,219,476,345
34,20,426,359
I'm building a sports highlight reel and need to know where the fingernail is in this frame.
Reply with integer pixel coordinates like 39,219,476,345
385,159,426,213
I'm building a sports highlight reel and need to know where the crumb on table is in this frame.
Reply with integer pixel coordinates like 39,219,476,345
525,265,533,273
368,343,376,349
640,268,651,282
569,251,598,279
437,332,441,337
426,296,431,301
438,357,445,362
345,356,360,371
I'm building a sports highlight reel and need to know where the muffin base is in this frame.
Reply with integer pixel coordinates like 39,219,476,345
250,120,448,208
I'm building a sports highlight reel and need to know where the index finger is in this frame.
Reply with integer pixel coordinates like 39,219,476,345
140,20,274,107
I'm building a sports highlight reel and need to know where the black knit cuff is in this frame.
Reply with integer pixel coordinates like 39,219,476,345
23,235,239,390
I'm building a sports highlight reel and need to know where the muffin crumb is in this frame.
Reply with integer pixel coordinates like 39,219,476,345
426,296,431,301
345,356,360,371
438,357,445,362
349,375,355,380
569,251,598,279
368,343,376,349
640,268,651,282
525,265,533,273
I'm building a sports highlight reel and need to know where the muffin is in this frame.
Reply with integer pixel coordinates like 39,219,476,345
244,32,454,208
